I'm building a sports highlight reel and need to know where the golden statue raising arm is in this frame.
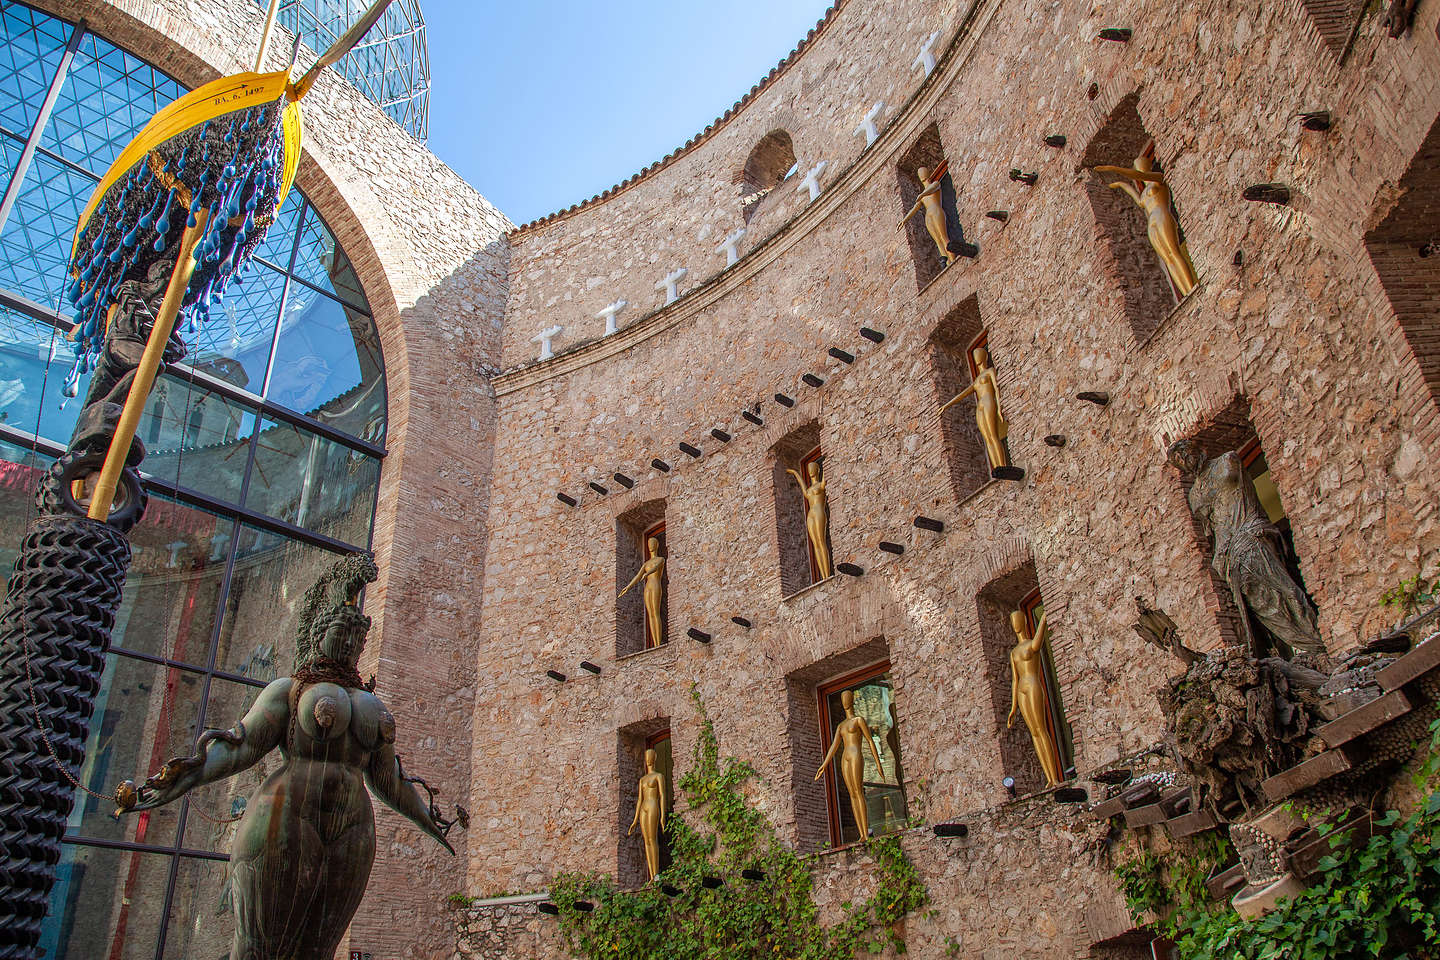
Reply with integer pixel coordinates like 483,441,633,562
898,160,956,266
787,462,834,580
1007,608,1065,787
1090,140,1197,297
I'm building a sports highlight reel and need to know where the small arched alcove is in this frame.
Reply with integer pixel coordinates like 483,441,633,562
739,129,798,224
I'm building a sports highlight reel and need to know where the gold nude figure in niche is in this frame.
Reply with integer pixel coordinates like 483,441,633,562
898,161,955,266
1007,607,1065,788
618,536,666,646
787,460,834,580
627,747,668,881
814,689,885,839
939,345,1020,479
1093,140,1198,297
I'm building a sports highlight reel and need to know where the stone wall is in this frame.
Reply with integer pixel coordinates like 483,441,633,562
466,0,1440,954
455,801,1142,959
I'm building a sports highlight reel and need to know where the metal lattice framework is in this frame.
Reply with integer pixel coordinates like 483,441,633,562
259,0,430,140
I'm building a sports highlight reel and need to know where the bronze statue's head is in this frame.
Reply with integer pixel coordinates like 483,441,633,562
916,165,932,183
972,345,989,369
647,536,660,555
643,748,657,770
806,460,821,481
1166,438,1206,477
841,688,855,711
318,603,370,667
1010,609,1027,634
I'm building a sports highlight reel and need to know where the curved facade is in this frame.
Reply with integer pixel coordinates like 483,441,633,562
0,0,1438,957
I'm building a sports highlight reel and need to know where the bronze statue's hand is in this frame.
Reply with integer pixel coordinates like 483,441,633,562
1006,711,1017,728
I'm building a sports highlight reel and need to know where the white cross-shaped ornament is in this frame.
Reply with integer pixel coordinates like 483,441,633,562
596,300,628,336
531,324,563,361
655,268,688,304
716,228,746,267
913,31,941,76
854,101,886,146
797,161,828,203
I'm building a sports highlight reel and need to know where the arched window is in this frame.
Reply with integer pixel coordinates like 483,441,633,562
739,129,797,224
0,4,388,956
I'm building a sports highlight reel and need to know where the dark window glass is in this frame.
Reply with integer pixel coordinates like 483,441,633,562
246,415,378,545
67,653,203,847
213,523,346,677
268,291,384,441
162,856,234,959
39,844,171,959
110,494,231,664
139,373,258,505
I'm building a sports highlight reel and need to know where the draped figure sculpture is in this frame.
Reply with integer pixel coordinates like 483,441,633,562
627,747,668,881
814,689,885,839
1007,608,1065,788
1166,439,1323,656
939,345,1022,480
618,535,667,646
114,554,457,960
1092,140,1198,297
787,460,834,580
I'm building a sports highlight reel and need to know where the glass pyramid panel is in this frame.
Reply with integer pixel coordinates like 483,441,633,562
0,1,70,136
0,150,96,309
40,31,185,176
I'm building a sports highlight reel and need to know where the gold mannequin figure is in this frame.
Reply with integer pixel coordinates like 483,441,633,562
815,689,885,839
939,346,1011,473
618,536,666,646
786,460,834,580
898,161,954,266
1007,608,1065,788
1093,140,1198,297
626,748,667,881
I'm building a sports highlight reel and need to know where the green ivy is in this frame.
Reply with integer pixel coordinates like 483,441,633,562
1117,719,1440,959
549,690,928,959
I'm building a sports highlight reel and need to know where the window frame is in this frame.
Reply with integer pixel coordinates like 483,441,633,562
815,659,906,845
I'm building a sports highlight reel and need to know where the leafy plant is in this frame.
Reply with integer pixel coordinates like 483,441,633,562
1380,572,1439,622
548,689,927,959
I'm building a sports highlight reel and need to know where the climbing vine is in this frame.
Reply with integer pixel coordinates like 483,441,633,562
549,690,927,959
1116,719,1440,959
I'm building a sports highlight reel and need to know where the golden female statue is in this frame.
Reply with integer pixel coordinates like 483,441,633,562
898,162,955,266
1093,140,1198,297
814,689,885,839
1007,608,1065,788
786,461,834,580
626,748,668,881
939,346,1013,475
618,536,666,646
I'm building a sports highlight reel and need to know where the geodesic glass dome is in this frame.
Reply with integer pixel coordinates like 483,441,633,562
259,0,430,140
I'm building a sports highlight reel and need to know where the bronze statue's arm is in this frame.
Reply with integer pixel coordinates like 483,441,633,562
1030,610,1048,651
785,467,805,489
365,739,456,855
659,775,669,834
938,383,977,413
813,731,843,781
121,678,291,813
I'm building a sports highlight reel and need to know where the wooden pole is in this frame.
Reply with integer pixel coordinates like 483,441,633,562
253,0,283,72
86,211,209,522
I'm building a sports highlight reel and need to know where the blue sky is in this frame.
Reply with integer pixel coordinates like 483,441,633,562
420,0,834,226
